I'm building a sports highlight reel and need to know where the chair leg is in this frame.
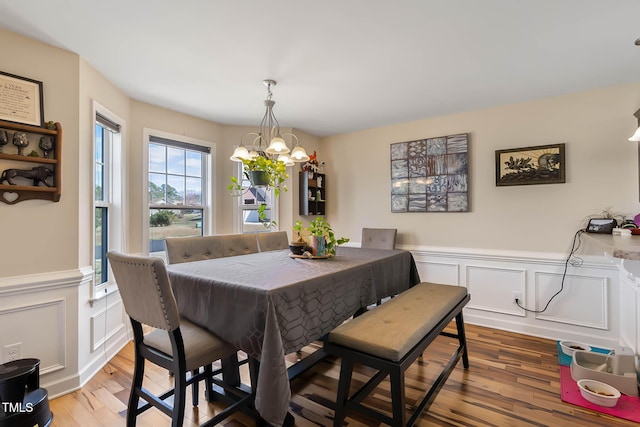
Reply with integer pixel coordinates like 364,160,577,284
127,352,145,426
204,363,215,402
191,369,199,406
333,358,354,427
172,372,187,427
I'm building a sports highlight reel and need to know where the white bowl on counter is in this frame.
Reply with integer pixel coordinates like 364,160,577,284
577,379,621,407
560,340,591,357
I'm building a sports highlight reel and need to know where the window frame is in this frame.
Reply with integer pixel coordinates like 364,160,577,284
92,101,125,300
233,162,280,234
143,128,215,257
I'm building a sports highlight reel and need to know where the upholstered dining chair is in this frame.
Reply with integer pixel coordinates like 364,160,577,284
362,228,398,307
164,236,225,265
361,227,397,250
256,231,289,252
107,251,256,427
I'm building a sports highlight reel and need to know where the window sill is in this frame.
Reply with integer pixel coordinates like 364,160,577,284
89,282,119,306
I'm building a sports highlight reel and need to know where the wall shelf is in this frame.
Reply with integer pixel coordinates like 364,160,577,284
0,119,61,204
299,171,325,216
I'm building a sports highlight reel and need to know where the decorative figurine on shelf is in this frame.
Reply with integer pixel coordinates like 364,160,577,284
302,150,319,173
45,121,57,130
0,130,7,153
39,136,54,158
12,132,29,156
0,166,54,187
317,175,323,188
28,150,39,157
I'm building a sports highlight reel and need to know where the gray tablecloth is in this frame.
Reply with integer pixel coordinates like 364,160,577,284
167,246,420,426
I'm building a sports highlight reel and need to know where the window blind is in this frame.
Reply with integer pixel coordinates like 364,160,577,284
96,113,121,133
149,135,210,154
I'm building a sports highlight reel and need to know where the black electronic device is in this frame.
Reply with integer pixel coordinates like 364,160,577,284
0,358,52,427
586,218,617,234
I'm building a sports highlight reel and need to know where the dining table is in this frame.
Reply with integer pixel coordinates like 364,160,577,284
166,246,420,426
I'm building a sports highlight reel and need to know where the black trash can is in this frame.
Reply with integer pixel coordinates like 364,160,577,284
0,358,53,427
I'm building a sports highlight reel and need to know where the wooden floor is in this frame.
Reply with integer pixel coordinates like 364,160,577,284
49,324,639,426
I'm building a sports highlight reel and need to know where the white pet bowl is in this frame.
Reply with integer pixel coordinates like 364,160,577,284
560,340,591,357
577,379,621,407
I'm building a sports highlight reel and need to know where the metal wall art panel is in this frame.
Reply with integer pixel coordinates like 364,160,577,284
390,133,468,212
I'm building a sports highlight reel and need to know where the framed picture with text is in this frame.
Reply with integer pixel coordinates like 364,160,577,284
0,71,44,127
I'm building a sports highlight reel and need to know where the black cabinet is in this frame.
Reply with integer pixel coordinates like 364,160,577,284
299,171,325,216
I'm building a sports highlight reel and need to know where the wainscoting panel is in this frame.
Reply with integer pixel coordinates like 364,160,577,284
619,273,637,352
466,265,526,316
0,298,66,374
408,246,620,348
415,260,459,286
534,272,608,329
90,297,126,352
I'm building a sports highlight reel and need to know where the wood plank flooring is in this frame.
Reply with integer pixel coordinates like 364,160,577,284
49,324,639,426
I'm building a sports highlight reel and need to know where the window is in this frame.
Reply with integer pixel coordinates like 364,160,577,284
94,109,122,290
236,163,277,234
147,135,211,255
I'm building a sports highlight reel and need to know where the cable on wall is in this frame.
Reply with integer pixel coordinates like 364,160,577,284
515,228,585,313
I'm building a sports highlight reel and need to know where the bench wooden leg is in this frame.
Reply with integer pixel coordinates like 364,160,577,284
389,365,406,427
455,311,469,369
333,358,354,427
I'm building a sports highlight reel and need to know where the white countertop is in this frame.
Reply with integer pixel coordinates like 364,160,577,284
583,233,640,261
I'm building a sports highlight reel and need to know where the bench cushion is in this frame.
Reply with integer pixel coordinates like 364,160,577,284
328,282,468,362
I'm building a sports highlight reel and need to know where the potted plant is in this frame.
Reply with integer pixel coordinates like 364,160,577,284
228,154,289,227
228,155,289,196
289,220,307,255
307,216,349,257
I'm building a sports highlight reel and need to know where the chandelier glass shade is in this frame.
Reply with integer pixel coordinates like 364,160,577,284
629,126,640,142
230,80,310,163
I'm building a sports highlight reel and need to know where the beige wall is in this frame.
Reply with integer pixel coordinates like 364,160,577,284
322,82,640,254
0,29,80,277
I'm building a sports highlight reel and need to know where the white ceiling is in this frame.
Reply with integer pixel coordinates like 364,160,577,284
0,0,639,136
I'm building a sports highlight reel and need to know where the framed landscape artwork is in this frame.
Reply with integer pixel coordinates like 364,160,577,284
390,133,469,212
495,143,565,186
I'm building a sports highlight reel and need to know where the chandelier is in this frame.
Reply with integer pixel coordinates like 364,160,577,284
230,79,310,165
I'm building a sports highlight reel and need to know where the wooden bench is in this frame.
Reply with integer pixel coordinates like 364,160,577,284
326,282,470,427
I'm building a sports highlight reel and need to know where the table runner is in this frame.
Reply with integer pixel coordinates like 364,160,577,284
167,246,420,426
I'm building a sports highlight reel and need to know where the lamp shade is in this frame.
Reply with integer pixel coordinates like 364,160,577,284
290,146,310,162
277,153,295,167
230,145,250,161
265,136,290,154
629,126,640,142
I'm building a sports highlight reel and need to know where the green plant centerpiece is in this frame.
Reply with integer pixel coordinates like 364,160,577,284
289,220,307,255
228,154,289,227
307,216,349,257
